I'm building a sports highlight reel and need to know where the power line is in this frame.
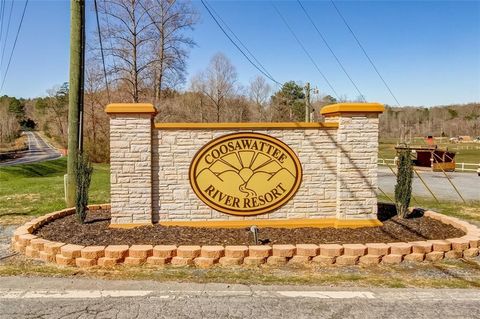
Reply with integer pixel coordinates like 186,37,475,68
297,0,365,101
202,0,281,85
101,0,118,72
273,4,339,100
94,0,110,102
205,1,274,81
0,0,5,46
0,0,13,73
330,0,401,106
0,0,28,93
200,0,282,86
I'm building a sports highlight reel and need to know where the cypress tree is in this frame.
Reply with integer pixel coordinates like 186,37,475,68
75,154,93,223
394,147,413,218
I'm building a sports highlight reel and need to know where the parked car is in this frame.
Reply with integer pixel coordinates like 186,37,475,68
474,136,480,143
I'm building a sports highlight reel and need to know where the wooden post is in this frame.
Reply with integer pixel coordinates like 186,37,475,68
305,82,310,122
66,0,85,206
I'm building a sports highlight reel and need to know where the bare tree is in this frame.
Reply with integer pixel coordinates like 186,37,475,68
84,61,110,162
95,0,197,104
248,75,271,121
189,73,209,122
248,76,271,107
35,84,69,147
142,0,198,103
0,102,20,145
98,0,158,102
192,53,238,122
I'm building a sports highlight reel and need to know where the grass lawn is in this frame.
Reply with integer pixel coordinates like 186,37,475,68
378,195,480,224
379,137,480,164
1,253,480,288
0,157,109,222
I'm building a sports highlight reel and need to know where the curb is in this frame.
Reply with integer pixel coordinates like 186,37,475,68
11,205,480,268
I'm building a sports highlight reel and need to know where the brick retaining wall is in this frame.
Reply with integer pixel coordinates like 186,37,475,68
11,205,480,268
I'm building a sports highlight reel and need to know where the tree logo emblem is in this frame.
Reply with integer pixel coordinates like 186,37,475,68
189,132,302,216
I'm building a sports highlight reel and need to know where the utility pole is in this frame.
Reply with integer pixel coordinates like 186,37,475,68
305,82,310,122
66,0,85,207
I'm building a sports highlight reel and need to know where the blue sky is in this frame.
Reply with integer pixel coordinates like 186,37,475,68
1,0,479,107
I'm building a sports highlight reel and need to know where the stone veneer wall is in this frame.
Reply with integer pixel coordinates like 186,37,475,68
106,103,383,225
109,114,153,225
333,114,380,220
152,129,338,222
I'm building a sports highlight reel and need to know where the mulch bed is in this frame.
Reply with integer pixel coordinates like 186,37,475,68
34,207,465,246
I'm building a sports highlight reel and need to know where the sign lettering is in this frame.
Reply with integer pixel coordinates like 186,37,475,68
189,132,302,216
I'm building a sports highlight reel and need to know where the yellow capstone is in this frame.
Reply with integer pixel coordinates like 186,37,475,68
105,103,157,114
320,103,384,116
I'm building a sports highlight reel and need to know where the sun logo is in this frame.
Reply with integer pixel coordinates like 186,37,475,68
189,132,302,216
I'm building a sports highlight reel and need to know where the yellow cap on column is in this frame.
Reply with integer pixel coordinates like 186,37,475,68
320,103,384,117
105,103,157,115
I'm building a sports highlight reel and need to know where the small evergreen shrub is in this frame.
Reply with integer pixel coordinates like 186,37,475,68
394,147,413,218
75,154,93,223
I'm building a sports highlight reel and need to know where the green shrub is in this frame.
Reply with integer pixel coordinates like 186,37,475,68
75,154,93,223
394,147,413,218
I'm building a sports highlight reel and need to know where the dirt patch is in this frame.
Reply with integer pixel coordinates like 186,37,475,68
0,214,33,226
0,194,41,202
34,209,465,246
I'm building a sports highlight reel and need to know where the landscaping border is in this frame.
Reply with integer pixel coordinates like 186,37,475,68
11,204,480,268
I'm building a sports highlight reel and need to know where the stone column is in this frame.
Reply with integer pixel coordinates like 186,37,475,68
320,103,384,227
105,103,156,227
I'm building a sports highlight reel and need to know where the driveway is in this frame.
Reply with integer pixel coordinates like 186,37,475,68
0,132,62,167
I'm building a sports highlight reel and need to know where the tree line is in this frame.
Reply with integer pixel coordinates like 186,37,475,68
380,103,480,139
3,59,478,162
0,95,35,145
1,0,478,162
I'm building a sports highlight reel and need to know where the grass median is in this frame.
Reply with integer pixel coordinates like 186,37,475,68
1,256,480,288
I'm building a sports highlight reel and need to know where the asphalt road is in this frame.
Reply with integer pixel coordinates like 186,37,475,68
0,131,61,167
0,277,479,319
378,167,479,202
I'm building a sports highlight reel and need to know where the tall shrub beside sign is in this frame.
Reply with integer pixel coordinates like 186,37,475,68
76,154,93,223
395,147,413,218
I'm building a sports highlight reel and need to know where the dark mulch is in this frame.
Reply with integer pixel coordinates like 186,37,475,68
34,207,465,246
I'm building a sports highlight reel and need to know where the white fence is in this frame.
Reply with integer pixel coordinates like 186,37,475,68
378,158,479,172
451,145,480,151
377,158,396,166
455,162,479,172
